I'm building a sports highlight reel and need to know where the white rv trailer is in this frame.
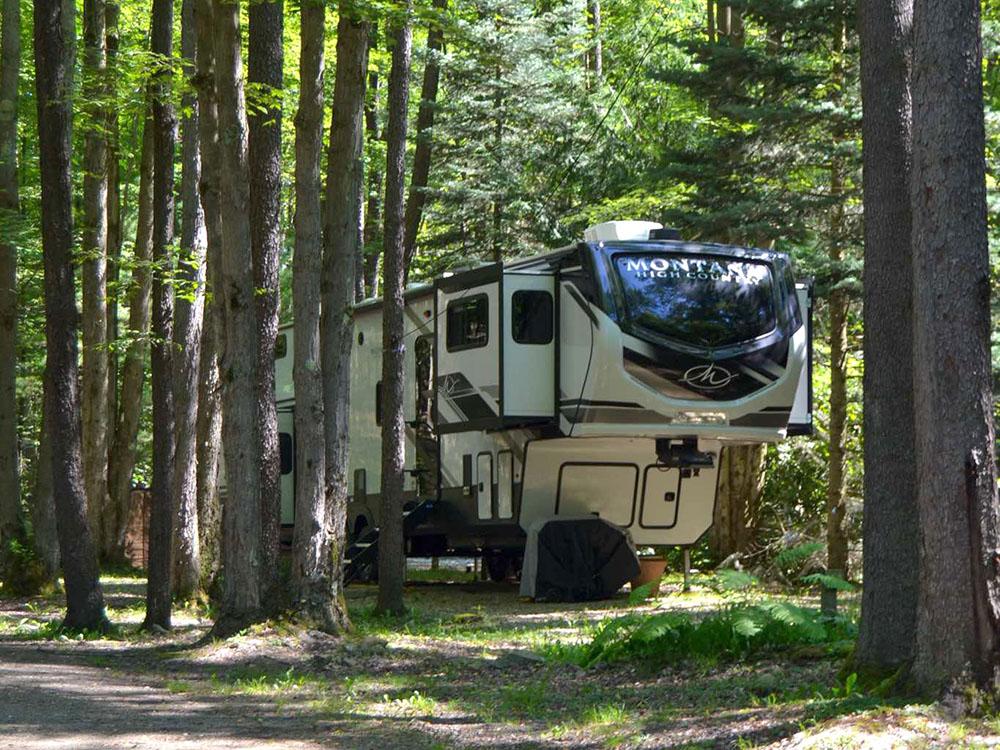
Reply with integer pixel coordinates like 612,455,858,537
272,221,813,578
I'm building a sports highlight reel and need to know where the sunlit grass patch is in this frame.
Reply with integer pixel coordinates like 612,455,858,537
209,666,322,696
378,689,443,716
0,613,124,642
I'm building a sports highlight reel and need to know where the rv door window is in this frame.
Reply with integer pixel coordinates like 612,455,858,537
615,253,777,348
275,333,287,359
511,290,553,345
446,295,489,351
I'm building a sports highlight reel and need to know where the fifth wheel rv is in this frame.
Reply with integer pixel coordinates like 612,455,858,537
270,220,813,581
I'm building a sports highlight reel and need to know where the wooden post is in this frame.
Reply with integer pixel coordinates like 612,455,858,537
683,548,691,592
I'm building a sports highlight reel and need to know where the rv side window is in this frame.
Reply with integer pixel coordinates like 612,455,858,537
511,290,553,345
279,432,293,475
446,295,489,352
275,333,287,359
354,469,366,502
375,381,383,425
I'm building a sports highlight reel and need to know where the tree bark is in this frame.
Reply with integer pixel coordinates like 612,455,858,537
33,0,108,630
172,0,206,601
909,0,1000,695
30,412,60,582
825,17,849,591
145,0,177,630
292,0,345,632
320,10,368,627
362,24,381,299
854,0,919,682
710,444,765,560
376,2,412,617
213,0,264,635
194,0,223,592
81,0,110,553
107,109,153,563
104,0,121,464
587,0,602,79
0,0,21,563
401,0,445,280
248,0,283,609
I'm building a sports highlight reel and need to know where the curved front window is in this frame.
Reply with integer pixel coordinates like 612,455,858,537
614,253,777,349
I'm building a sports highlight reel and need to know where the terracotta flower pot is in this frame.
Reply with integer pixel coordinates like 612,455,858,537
631,556,668,597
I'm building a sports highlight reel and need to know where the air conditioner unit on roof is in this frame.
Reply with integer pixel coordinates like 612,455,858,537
584,220,663,243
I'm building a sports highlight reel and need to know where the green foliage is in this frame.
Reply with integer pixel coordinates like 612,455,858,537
559,598,856,669
773,541,824,572
627,581,656,604
0,537,51,597
800,572,855,592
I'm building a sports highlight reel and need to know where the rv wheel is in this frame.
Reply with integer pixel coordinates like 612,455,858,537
484,553,511,583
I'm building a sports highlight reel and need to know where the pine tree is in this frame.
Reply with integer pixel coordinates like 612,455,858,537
377,0,413,616
854,0,918,680
320,7,369,628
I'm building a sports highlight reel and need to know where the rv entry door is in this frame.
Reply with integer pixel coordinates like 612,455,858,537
435,265,502,432
477,452,494,520
503,273,555,420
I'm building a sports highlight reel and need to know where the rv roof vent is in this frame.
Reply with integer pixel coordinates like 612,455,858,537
649,227,682,241
584,220,662,243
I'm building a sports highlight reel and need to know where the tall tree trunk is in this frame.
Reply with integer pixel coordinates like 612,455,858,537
172,0,206,601
0,0,21,562
854,0,919,682
825,16,850,600
710,444,765,560
292,0,344,632
81,0,110,553
320,10,368,628
104,0,121,483
33,0,108,630
194,0,223,591
106,110,154,562
376,1,412,617
401,0,445,280
587,0,602,79
213,0,264,636
909,0,1000,695
30,413,60,582
248,0,283,609
362,24,381,299
145,0,177,630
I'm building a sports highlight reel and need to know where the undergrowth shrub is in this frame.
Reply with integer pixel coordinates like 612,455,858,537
554,600,856,668
0,537,52,597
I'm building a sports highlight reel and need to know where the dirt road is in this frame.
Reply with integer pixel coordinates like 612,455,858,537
0,641,338,750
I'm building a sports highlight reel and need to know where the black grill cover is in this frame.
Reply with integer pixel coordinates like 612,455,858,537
520,517,640,602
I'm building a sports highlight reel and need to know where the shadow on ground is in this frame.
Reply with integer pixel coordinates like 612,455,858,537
0,576,866,749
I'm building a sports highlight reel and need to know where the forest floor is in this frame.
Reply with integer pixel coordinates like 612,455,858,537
0,566,997,749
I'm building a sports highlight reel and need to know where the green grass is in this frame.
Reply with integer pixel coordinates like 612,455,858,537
209,666,322,695
349,602,583,648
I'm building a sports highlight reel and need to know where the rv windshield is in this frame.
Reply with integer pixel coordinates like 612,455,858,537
614,253,776,348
